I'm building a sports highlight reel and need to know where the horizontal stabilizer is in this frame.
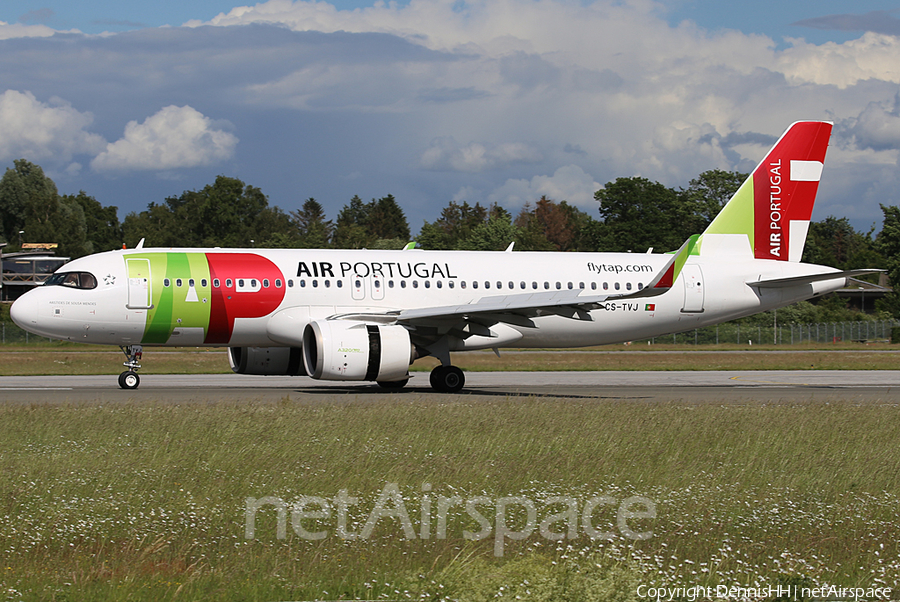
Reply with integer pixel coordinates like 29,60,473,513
748,269,883,288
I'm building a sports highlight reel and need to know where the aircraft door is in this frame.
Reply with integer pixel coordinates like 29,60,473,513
126,258,153,309
681,264,704,313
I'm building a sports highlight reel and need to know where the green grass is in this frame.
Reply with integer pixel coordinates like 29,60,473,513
1,397,898,600
1,342,899,376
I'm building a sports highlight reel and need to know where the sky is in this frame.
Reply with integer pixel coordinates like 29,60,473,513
2,0,900,238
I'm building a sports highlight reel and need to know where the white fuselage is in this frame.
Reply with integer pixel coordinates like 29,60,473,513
10,245,846,350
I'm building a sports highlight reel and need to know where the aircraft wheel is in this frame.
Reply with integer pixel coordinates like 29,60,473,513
118,370,140,390
377,378,409,389
430,365,465,393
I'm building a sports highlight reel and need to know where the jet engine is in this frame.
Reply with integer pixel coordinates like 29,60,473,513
302,320,414,382
228,346,306,376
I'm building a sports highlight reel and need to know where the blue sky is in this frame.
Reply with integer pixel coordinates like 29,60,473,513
2,0,900,237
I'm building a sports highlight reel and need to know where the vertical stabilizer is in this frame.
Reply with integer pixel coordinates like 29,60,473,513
702,121,832,262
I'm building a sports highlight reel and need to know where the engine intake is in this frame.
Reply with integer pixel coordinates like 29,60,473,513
228,346,306,376
302,320,413,382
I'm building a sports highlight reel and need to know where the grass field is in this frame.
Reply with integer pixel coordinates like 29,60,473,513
0,341,899,376
1,395,898,601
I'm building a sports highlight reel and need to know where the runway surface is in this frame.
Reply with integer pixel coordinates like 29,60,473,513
1,370,898,404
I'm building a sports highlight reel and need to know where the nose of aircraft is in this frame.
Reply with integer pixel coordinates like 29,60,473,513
10,294,38,330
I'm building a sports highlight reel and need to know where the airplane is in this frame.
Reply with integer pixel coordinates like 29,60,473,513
10,121,878,392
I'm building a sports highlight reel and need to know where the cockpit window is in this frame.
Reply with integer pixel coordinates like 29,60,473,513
44,271,98,290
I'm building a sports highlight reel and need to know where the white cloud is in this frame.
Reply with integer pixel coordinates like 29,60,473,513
420,137,542,172
0,20,70,40
0,90,106,164
91,105,238,172
487,165,601,209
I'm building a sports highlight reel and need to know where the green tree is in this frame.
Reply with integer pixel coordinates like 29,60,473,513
802,216,883,272
332,195,375,249
367,195,410,241
0,160,90,257
594,177,689,253
291,198,333,248
680,169,747,225
123,176,289,248
65,192,123,252
875,204,900,316
460,206,522,251
417,201,488,250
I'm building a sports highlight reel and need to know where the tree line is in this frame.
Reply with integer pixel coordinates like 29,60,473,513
1,158,898,317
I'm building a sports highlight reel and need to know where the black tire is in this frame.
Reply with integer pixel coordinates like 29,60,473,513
431,365,465,393
118,370,140,390
377,378,409,389
430,366,444,390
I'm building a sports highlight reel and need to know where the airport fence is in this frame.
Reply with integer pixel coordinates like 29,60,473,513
640,319,899,346
1,316,898,346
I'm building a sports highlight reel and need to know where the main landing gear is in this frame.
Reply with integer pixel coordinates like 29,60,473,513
118,345,143,390
430,365,465,393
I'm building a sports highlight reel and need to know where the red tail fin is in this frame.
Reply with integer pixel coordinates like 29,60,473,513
703,121,832,262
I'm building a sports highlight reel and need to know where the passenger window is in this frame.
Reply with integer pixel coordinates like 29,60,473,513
461,281,466,289
436,281,442,288
237,279,243,288
626,282,632,290
164,278,171,287
603,282,608,290
556,282,561,289
201,279,208,287
615,282,620,290
275,279,282,288
567,282,573,289
213,278,220,288
226,279,233,288
312,280,318,288
579,282,585,289
336,280,343,288
251,279,258,288
424,281,430,289
472,281,478,289
497,281,502,289
263,279,270,288
389,280,395,288
485,281,490,289
324,280,331,288
401,281,407,288
189,279,195,287
591,282,597,290
638,283,643,290
176,279,183,287
532,282,538,289
300,280,306,287
449,281,455,289
544,282,550,289
288,280,294,288
413,281,419,288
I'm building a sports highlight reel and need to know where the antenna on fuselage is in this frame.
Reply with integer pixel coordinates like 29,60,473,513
136,238,145,249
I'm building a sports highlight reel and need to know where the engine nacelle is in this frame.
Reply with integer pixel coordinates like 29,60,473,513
302,320,413,382
228,346,306,376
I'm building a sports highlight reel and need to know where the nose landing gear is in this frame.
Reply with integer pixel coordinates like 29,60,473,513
118,345,143,389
